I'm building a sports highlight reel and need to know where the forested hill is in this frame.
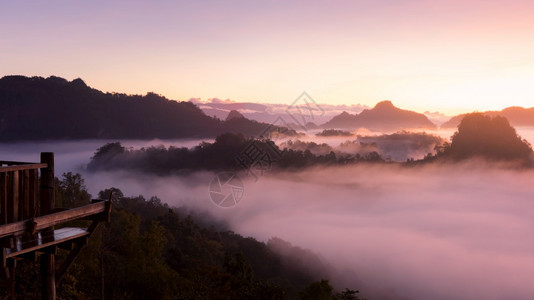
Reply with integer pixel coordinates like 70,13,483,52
2,173,363,299
0,76,294,140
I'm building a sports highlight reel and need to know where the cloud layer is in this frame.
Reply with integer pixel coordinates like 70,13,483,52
3,136,534,299
78,163,534,300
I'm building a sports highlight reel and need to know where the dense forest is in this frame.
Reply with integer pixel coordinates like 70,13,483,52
0,173,363,299
421,113,533,164
88,113,534,175
86,133,386,175
316,130,353,137
0,76,296,140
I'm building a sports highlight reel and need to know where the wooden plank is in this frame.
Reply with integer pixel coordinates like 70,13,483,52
56,221,99,284
7,265,15,300
0,161,41,165
0,201,108,238
0,173,6,224
28,169,38,219
12,171,18,222
6,172,14,223
40,153,54,217
41,253,56,300
5,228,89,258
0,163,47,173
21,170,30,220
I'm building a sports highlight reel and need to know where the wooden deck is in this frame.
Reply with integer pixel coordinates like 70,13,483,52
3,227,89,259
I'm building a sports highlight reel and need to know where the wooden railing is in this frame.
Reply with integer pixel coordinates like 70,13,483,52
0,161,47,225
0,153,112,299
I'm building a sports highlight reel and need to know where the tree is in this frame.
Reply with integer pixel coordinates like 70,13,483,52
449,113,532,161
300,280,334,300
55,172,91,208
98,187,124,204
335,288,363,300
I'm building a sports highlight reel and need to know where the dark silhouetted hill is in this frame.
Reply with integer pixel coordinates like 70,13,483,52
437,113,533,162
441,106,534,128
11,173,361,299
322,100,436,130
225,110,245,121
87,133,387,174
0,76,295,140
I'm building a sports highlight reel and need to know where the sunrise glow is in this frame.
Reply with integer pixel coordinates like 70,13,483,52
2,0,534,114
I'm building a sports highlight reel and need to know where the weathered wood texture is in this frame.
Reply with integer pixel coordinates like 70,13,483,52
0,161,46,225
0,201,108,238
0,153,112,300
40,152,56,300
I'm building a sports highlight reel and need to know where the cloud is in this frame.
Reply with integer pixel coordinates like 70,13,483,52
3,138,534,300
78,162,534,300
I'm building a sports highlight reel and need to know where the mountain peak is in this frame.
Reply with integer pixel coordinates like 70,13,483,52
373,100,395,110
71,78,88,88
321,100,435,130
226,110,245,121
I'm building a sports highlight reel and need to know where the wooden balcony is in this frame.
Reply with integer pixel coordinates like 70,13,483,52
0,153,111,299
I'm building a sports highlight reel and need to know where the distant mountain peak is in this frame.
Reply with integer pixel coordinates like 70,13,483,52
373,100,395,110
441,105,534,128
321,100,436,130
226,110,245,121
71,78,88,88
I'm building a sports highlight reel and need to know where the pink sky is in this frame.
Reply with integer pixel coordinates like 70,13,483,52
1,0,534,114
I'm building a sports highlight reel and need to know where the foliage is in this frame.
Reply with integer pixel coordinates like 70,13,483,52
300,279,334,300
417,113,533,164
87,133,386,174
55,172,92,208
448,113,532,161
316,129,353,137
1,173,362,299
0,75,296,140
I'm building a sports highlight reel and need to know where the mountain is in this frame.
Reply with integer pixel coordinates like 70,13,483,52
322,100,436,130
225,110,245,121
193,99,369,125
436,113,533,163
441,106,534,128
0,76,295,140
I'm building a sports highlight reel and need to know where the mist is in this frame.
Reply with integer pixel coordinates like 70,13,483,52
225,164,534,300
79,163,534,300
2,133,534,299
0,139,210,175
65,161,534,299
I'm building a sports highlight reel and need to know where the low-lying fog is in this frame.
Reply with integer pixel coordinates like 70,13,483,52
80,163,534,300
0,139,211,175
75,163,534,300
1,128,534,300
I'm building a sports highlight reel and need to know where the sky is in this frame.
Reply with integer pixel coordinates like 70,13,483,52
1,0,534,114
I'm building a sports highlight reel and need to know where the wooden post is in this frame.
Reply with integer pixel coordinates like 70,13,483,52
40,152,56,300
7,263,16,300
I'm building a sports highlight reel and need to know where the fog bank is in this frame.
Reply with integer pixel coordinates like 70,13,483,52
79,163,534,300
3,138,534,299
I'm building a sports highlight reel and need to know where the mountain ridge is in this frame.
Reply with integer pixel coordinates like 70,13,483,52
0,75,295,140
322,100,437,130
441,106,534,128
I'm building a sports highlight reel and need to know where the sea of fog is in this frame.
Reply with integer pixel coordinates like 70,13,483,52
1,127,534,300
